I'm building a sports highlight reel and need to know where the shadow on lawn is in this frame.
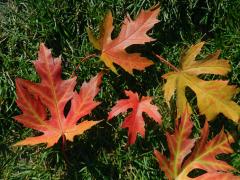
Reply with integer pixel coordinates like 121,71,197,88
62,121,120,179
59,119,166,179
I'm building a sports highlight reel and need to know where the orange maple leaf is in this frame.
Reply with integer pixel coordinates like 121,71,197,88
87,5,160,74
154,107,237,180
14,44,102,147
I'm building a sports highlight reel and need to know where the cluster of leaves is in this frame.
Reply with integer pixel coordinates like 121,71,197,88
12,5,239,179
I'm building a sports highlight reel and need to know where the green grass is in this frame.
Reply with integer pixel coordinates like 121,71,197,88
0,0,239,179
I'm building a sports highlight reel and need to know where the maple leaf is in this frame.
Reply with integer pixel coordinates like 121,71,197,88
87,5,160,74
160,42,240,122
154,107,238,180
108,90,162,144
14,43,102,147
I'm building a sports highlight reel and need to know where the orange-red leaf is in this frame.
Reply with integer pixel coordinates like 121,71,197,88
190,172,240,180
108,90,162,144
14,43,102,147
154,107,237,180
88,5,160,74
154,108,195,179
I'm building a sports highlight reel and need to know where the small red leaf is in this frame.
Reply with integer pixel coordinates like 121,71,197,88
108,90,162,144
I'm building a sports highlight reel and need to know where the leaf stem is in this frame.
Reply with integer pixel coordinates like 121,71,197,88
71,53,97,77
61,135,72,166
155,54,179,72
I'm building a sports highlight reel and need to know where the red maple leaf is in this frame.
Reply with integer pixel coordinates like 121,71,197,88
87,5,160,74
14,43,102,147
154,107,237,179
108,90,162,144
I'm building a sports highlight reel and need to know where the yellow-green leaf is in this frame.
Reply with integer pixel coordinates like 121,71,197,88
162,42,240,123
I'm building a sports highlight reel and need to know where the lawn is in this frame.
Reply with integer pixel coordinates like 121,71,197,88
0,0,239,179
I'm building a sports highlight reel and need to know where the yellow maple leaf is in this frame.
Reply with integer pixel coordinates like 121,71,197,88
161,42,240,123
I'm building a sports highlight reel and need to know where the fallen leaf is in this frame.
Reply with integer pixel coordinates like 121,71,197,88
160,42,240,122
88,5,160,74
108,90,162,144
14,43,102,147
154,107,237,180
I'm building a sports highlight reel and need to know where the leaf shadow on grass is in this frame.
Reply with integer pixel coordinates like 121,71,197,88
60,118,166,179
62,122,121,179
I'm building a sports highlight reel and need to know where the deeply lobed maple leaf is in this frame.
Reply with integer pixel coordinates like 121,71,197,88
154,107,238,180
87,5,160,74
14,43,102,147
160,42,240,123
108,90,162,144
